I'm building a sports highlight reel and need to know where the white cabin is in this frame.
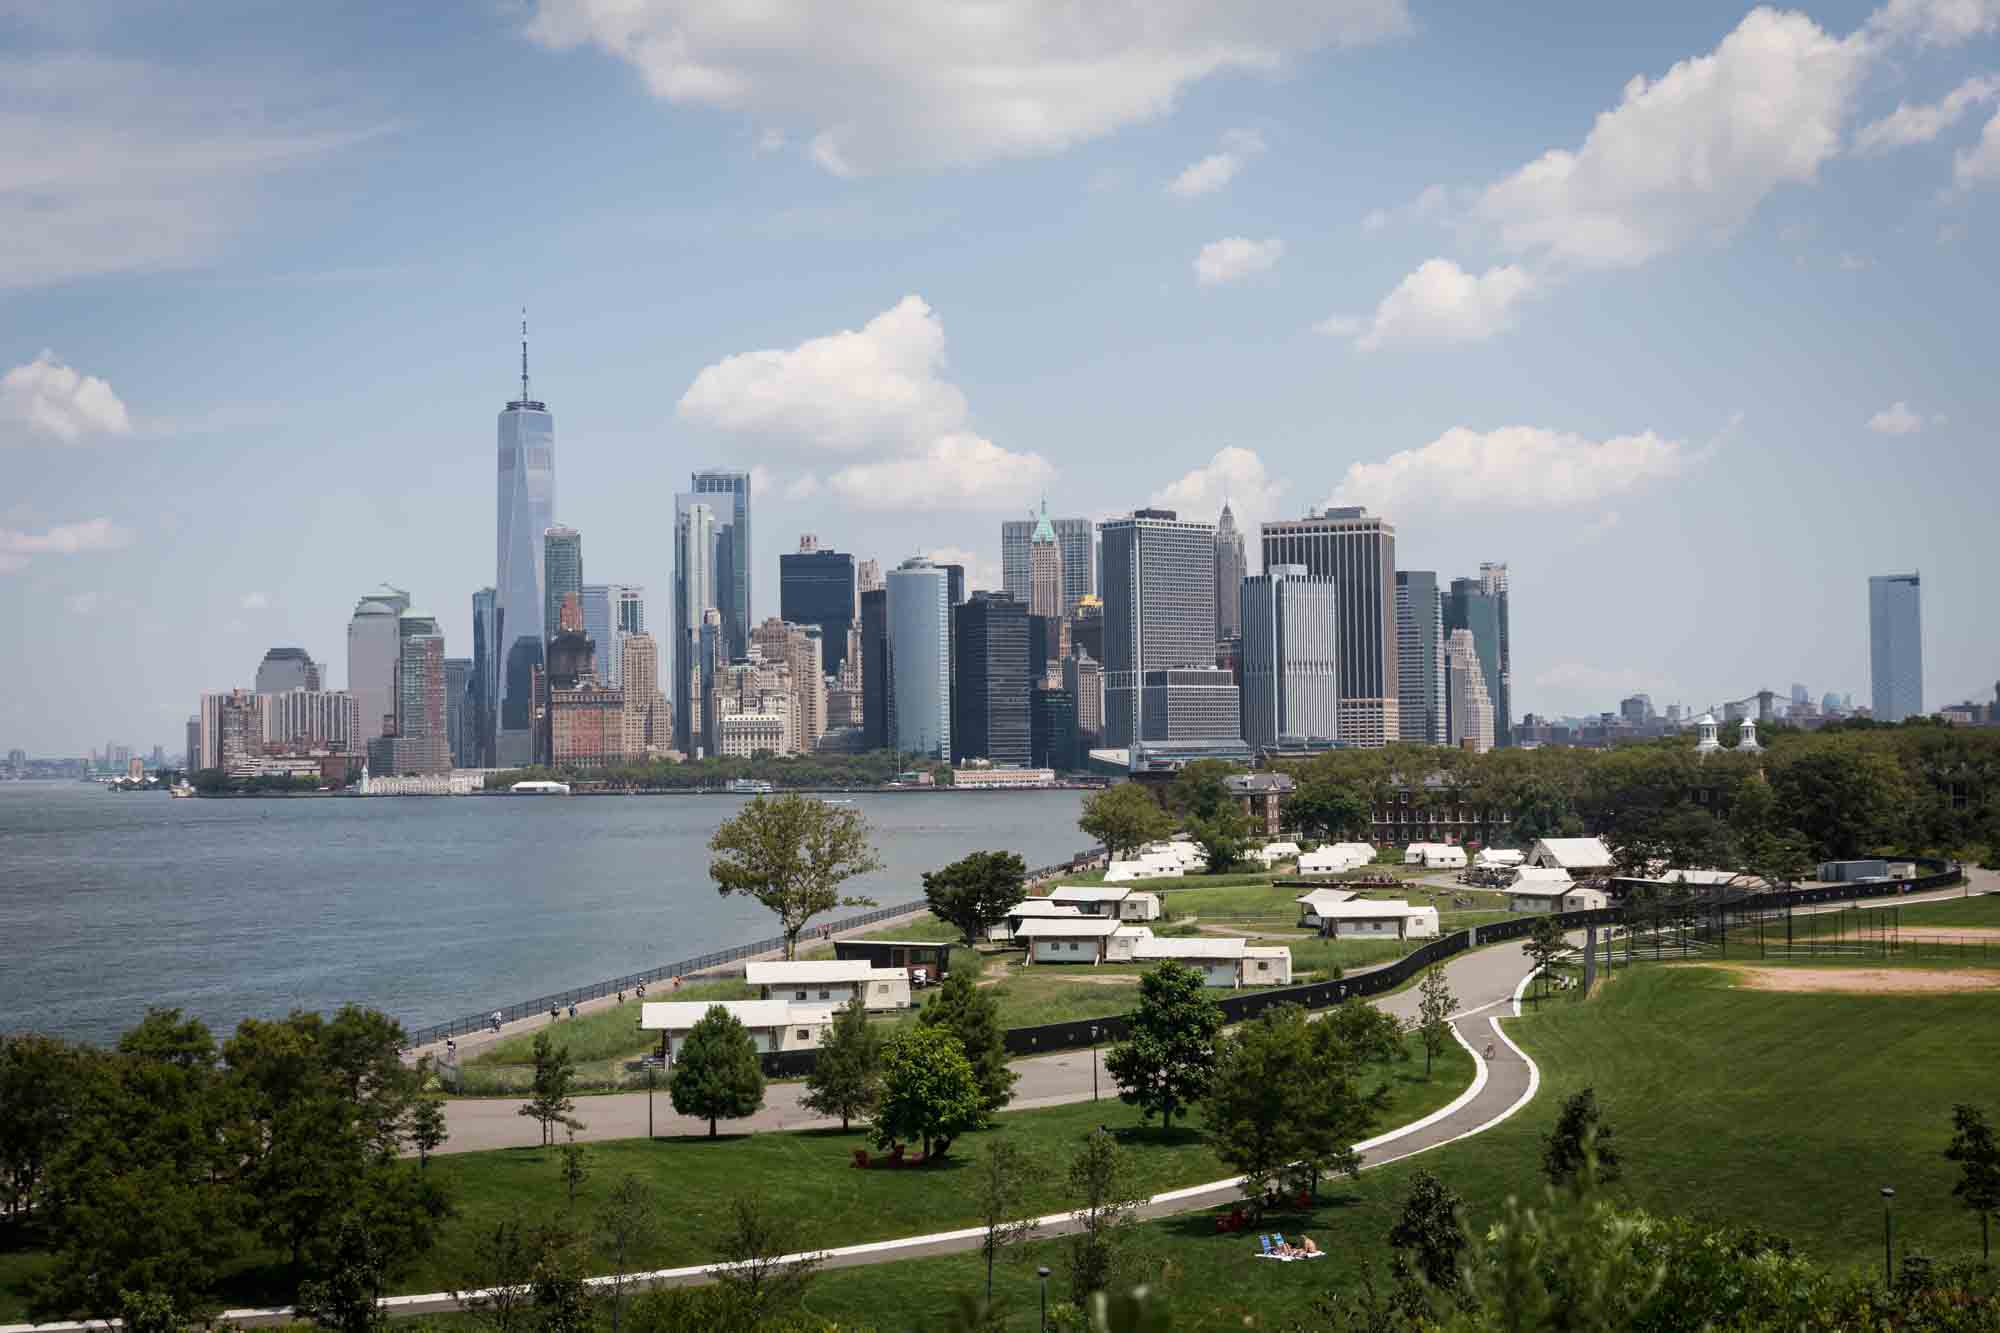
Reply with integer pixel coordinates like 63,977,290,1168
1130,936,1294,987
1248,841,1302,867
991,897,1087,940
1298,842,1373,875
1403,842,1467,868
1527,837,1615,873
1294,886,1358,927
1048,884,1162,921
1015,916,1154,964
743,959,912,1011
640,999,836,1059
1315,899,1440,939
1476,848,1526,868
1103,857,1185,883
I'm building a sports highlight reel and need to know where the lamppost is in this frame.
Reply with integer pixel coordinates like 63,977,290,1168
1882,1186,1896,1287
1037,1265,1051,1330
1090,1025,1100,1102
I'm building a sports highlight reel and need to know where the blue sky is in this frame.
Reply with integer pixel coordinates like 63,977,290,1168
3,0,1996,755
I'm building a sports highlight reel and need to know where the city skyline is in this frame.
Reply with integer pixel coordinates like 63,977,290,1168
5,0,1997,752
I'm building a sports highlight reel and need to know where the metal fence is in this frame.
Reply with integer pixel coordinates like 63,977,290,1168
404,849,1100,1050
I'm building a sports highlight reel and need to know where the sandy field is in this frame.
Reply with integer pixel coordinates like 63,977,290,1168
1903,928,2000,943
1716,965,2000,994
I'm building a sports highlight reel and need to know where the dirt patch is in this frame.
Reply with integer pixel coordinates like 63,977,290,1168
1715,965,2000,994
1066,974,1144,987
1904,928,2000,943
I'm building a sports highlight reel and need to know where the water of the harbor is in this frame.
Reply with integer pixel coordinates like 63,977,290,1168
0,782,1086,1045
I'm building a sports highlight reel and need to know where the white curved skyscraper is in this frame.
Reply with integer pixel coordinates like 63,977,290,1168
495,317,556,766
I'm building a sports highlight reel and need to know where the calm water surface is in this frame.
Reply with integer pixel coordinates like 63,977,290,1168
0,783,1085,1044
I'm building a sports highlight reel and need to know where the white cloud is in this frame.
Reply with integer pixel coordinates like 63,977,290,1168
1867,400,1925,434
65,591,102,616
1149,447,1288,562
524,3,1408,175
782,472,821,501
826,435,1055,512
1354,260,1536,349
1194,236,1284,286
1866,0,2000,46
1855,74,2000,151
1328,425,1692,513
1358,183,1450,234
1361,209,1389,232
1954,108,2000,188
926,544,1002,595
1,351,131,442
240,591,270,610
0,54,378,287
756,127,786,153
1312,313,1365,337
1166,128,1266,198
0,517,133,572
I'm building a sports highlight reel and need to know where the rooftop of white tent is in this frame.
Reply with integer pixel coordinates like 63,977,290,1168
1294,887,1358,907
1531,837,1615,867
1013,916,1126,938
744,960,877,985
1510,866,1574,885
1132,936,1246,959
1315,898,1432,919
1010,898,1086,916
642,999,834,1030
1049,885,1139,903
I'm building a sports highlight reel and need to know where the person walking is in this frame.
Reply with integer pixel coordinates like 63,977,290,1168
491,1010,502,1033
567,1002,577,1020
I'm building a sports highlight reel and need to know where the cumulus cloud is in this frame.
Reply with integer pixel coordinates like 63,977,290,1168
0,517,134,572
1855,74,2000,151
926,544,1002,594
1167,128,1266,198
1354,260,1535,349
1149,446,1288,562
1328,425,1692,513
1313,313,1365,337
1194,236,1284,286
677,296,1051,512
1,54,378,287
1955,108,2000,188
1,352,132,442
1866,0,2000,46
524,3,1408,175
1867,401,1925,434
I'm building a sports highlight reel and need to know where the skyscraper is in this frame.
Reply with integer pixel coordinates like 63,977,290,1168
580,583,642,690
861,587,891,751
673,496,717,753
345,585,408,742
693,469,751,659
780,537,858,678
543,527,583,663
1240,565,1338,750
887,557,950,759
620,632,669,758
1869,573,1924,722
388,613,450,775
1005,512,1094,614
1028,503,1062,618
857,558,883,593
1260,507,1399,746
1480,562,1511,746
254,647,321,695
495,316,555,768
262,690,360,753
952,592,1031,766
1214,501,1245,640
1032,684,1079,771
1444,576,1506,748
1395,571,1446,745
471,586,497,767
1064,652,1103,747
1445,628,1494,752
1100,509,1235,749
445,657,473,767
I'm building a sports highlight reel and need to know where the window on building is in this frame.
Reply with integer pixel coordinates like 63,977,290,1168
796,1029,810,1041
876,983,888,994
794,989,807,1000
817,988,830,1000
1256,960,1270,972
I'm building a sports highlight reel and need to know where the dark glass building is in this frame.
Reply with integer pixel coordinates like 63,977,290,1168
861,587,891,751
951,592,1030,766
1032,685,1078,772
779,546,857,678
1444,578,1507,748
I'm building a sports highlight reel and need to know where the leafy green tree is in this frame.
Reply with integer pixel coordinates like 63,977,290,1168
668,1005,766,1138
873,1024,985,1160
405,1073,449,1167
295,1216,388,1333
800,994,882,1131
918,969,1017,1116
453,1216,538,1333
0,1031,93,1219
518,1031,580,1148
923,849,1029,945
1525,915,1565,1004
708,794,882,959
529,1231,594,1333
1170,758,1239,819
1289,779,1372,842
1946,1103,2000,1262
1386,1168,1466,1294
1543,1087,1621,1187
1415,963,1457,1078
711,1193,820,1326
594,1174,658,1333
115,1289,183,1333
1184,804,1255,874
1078,783,1174,861
1765,743,1912,860
1103,961,1223,1130
973,1140,1038,1305
557,1126,589,1207
1064,1129,1144,1304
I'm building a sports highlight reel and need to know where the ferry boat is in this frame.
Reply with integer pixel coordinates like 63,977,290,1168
724,778,776,795
170,781,197,799
509,780,572,795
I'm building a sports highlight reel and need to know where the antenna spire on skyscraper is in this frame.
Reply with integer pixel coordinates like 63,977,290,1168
520,307,531,403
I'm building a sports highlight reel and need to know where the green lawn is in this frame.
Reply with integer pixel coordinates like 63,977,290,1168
780,963,2000,1328
0,1034,1469,1322
1896,892,2000,928
469,979,754,1067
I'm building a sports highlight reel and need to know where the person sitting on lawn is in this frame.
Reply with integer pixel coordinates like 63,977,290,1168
1300,1236,1320,1256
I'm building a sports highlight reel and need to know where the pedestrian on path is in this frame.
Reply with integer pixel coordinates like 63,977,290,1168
568,1002,577,1020
550,1005,560,1024
491,1010,502,1032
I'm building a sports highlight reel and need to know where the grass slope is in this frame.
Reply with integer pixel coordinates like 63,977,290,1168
783,964,2000,1328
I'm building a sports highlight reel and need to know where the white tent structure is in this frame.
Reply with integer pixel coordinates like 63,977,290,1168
1403,842,1467,868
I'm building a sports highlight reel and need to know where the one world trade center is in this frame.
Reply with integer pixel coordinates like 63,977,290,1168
495,315,555,766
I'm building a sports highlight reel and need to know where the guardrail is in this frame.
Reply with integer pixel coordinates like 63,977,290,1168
404,848,1102,1050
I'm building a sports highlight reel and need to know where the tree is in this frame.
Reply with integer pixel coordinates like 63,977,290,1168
530,1231,594,1333
453,1216,538,1333
1525,915,1565,1004
557,1126,589,1207
800,995,881,1131
923,850,1029,945
1103,961,1223,1131
918,970,1017,1116
1543,1087,1621,1187
295,1216,388,1333
1184,804,1255,874
1078,783,1173,861
972,1140,1038,1305
668,1005,766,1138
1170,758,1238,819
594,1174,658,1333
518,1031,580,1148
711,1193,820,1326
1064,1128,1144,1304
872,1024,985,1160
0,1031,93,1221
405,1059,449,1168
1386,1168,1466,1294
1289,779,1372,843
1946,1103,2000,1262
1415,964,1457,1078
709,794,882,960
